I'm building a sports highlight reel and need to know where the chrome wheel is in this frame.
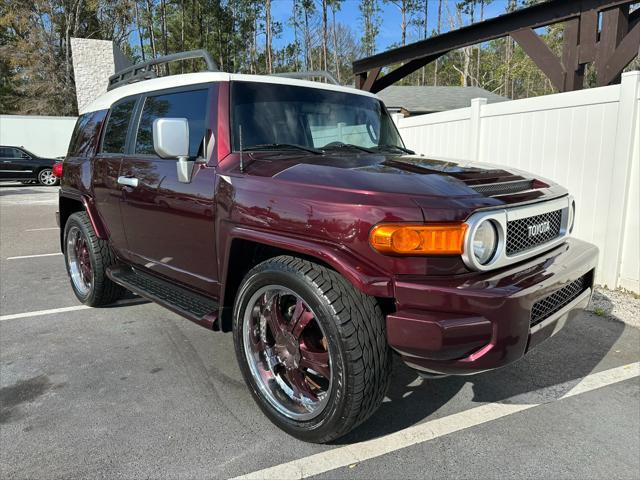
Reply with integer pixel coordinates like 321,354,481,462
243,286,332,421
38,169,57,186
66,226,92,296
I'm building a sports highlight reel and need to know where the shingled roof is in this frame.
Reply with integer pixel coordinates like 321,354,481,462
378,86,508,115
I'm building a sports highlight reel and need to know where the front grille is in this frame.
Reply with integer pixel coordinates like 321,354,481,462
530,272,592,327
506,209,562,255
472,179,534,196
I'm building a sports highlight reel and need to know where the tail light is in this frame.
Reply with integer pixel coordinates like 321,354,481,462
369,223,468,255
52,162,63,178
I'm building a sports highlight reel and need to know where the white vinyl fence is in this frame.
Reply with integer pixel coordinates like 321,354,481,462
0,115,77,158
395,71,640,293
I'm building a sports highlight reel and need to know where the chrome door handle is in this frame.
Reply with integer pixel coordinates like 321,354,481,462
117,176,139,187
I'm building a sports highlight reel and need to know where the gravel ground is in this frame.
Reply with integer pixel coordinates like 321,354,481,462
589,287,640,329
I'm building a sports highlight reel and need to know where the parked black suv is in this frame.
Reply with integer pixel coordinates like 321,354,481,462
0,146,60,186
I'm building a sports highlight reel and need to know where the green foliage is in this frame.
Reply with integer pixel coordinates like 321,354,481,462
1,0,637,115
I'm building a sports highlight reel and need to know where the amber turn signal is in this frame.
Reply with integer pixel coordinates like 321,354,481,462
369,223,468,255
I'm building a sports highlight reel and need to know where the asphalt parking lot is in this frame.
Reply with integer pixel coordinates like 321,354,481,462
1,183,639,479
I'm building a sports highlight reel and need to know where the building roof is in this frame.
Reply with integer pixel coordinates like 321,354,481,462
85,72,378,112
377,86,508,113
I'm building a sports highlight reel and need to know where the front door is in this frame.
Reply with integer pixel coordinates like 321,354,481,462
119,86,218,295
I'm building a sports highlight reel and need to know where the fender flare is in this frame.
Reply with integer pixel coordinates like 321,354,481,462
59,191,109,240
221,226,393,299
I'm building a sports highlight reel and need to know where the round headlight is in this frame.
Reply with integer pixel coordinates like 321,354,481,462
472,221,498,265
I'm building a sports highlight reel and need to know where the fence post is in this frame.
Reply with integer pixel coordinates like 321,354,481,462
469,98,487,161
600,71,640,289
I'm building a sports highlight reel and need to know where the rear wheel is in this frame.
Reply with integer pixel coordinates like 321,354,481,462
233,255,391,443
38,168,58,186
63,212,123,306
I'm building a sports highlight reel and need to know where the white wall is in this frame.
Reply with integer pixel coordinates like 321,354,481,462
395,71,640,293
0,115,77,158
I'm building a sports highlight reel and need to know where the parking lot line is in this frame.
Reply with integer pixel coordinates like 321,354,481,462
232,362,640,480
25,227,59,231
6,252,62,260
0,298,145,322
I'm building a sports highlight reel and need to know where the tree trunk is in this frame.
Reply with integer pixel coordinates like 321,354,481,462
332,5,340,82
134,1,146,61
265,0,272,73
145,0,157,60
400,0,406,47
476,0,484,86
421,0,428,86
433,0,442,86
304,7,312,70
322,0,328,71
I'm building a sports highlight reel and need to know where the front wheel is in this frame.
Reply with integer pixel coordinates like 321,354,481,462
233,255,391,443
38,168,59,186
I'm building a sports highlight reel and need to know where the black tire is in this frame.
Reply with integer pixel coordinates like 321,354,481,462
37,168,59,186
63,211,124,306
233,255,391,443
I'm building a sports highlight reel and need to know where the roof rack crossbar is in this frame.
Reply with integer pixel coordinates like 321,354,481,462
270,71,340,86
107,49,219,91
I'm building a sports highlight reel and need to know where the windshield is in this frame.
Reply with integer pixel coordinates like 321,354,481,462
230,81,404,152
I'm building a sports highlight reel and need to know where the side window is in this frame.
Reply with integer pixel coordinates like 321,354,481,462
102,99,136,154
0,148,11,158
68,110,108,157
135,89,208,157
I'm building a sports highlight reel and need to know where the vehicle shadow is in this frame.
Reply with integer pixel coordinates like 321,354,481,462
0,186,50,196
334,295,629,445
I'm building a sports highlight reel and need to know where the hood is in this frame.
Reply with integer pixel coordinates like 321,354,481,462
241,152,565,206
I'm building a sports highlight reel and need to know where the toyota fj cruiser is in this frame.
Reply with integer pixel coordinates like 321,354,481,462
57,51,598,443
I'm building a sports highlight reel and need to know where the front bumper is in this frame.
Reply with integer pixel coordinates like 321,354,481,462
386,238,598,375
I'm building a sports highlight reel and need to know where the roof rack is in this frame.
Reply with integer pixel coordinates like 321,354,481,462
107,49,219,91
270,71,340,86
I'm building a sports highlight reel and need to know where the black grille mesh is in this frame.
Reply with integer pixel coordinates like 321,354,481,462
531,272,592,327
472,180,534,196
506,209,562,255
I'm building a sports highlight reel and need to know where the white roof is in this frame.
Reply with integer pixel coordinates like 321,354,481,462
83,72,379,113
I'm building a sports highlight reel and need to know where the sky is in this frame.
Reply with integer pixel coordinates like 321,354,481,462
269,0,512,54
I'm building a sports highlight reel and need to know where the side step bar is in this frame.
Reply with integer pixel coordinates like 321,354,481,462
107,266,219,329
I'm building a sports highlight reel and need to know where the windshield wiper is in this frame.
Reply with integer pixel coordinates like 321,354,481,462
321,142,375,153
374,144,415,154
243,143,323,154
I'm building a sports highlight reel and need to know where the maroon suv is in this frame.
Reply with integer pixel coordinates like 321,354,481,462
58,55,598,443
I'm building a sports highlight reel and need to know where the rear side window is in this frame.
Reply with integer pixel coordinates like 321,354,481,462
0,148,16,158
134,89,208,157
102,99,136,153
68,110,108,157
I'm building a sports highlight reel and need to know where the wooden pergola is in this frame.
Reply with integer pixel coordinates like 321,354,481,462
353,0,640,94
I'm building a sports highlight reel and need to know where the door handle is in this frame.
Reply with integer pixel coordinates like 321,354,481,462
117,176,139,188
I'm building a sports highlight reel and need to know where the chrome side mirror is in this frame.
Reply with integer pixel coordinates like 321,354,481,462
152,118,193,183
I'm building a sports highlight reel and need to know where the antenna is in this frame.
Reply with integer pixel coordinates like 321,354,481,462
239,124,244,173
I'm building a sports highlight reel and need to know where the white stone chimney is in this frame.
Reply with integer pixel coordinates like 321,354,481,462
71,38,132,114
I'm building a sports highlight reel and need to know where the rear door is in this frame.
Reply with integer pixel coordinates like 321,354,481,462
92,97,138,253
0,147,33,180
119,85,218,294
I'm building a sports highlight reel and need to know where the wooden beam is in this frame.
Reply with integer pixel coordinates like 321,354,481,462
353,0,635,74
360,67,381,92
562,17,584,91
511,28,566,91
579,10,599,63
600,20,640,86
597,6,630,86
369,55,442,93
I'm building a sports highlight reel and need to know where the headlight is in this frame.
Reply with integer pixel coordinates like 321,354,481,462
472,221,498,264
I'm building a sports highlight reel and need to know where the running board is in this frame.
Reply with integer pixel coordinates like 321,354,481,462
107,266,219,329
